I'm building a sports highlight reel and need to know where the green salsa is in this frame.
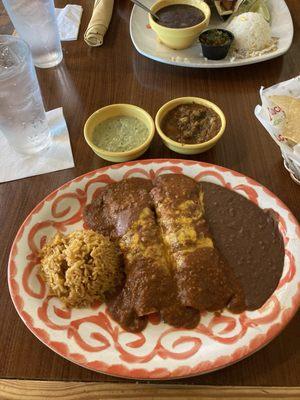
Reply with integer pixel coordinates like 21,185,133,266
93,116,149,152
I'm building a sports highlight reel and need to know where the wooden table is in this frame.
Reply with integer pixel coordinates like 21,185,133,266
0,1,299,398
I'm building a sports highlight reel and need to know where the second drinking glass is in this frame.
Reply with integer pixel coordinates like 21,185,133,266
2,0,63,68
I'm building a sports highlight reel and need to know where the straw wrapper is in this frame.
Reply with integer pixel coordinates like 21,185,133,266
255,76,300,184
84,0,114,47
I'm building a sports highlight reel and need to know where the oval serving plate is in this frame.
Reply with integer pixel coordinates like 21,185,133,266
8,159,300,379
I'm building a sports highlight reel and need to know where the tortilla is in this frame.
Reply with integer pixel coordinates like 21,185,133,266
269,95,293,112
285,98,300,144
269,95,300,144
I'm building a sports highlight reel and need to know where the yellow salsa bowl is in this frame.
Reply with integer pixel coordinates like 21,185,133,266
84,104,155,162
149,0,211,50
155,97,226,155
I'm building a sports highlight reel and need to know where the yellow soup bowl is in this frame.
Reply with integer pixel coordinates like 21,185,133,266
84,104,155,162
149,0,211,50
155,97,226,155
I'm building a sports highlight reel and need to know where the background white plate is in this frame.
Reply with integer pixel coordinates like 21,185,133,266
130,0,293,68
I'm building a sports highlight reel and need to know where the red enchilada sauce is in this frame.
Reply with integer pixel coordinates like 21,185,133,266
84,178,200,332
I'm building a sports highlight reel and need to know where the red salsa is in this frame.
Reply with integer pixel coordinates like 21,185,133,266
161,103,221,144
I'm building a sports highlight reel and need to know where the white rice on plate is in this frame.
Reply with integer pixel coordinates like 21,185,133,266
228,12,278,59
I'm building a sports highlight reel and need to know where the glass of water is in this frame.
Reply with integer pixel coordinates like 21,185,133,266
0,35,51,155
2,0,63,68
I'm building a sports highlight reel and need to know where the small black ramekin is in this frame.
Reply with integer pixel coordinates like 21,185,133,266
199,29,234,60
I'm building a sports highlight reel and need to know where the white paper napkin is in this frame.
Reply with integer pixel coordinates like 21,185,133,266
12,5,83,41
56,4,83,41
0,108,75,183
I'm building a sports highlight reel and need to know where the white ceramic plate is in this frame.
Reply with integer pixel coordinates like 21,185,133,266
8,160,300,379
130,0,293,68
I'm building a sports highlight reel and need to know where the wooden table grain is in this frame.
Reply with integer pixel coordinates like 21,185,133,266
0,0,299,390
0,380,300,400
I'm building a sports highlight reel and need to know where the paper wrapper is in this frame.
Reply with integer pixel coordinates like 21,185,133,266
255,76,300,184
84,0,114,47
